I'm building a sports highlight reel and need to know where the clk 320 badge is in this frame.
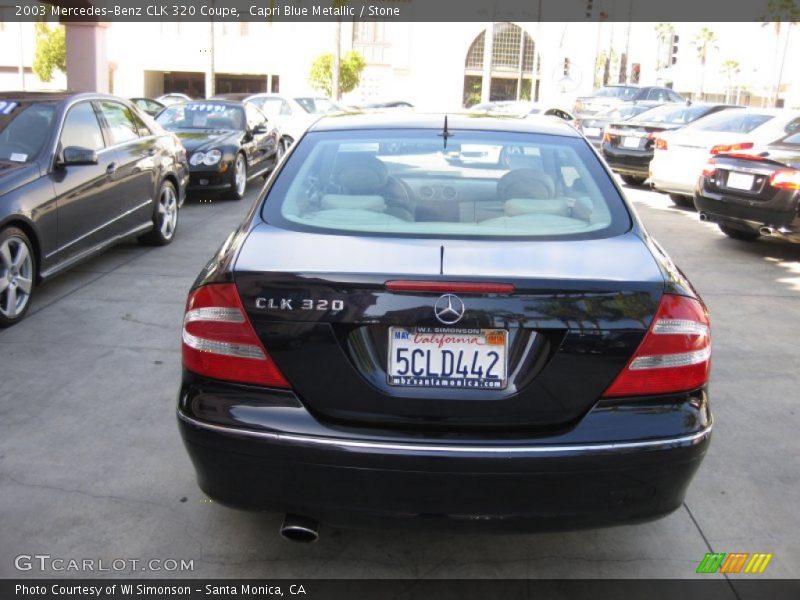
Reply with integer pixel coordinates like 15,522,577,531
255,297,344,311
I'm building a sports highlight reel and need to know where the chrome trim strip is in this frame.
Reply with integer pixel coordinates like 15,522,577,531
39,221,152,279
45,199,152,259
177,412,712,455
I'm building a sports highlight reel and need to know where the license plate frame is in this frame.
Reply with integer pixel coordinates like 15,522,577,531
622,136,641,149
387,327,508,390
726,171,755,191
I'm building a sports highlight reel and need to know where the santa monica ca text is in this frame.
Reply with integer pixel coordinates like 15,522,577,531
16,584,306,596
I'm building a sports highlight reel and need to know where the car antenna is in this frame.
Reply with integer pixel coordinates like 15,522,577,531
438,115,453,149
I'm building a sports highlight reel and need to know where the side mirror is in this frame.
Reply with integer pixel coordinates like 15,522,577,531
60,146,98,166
252,124,269,134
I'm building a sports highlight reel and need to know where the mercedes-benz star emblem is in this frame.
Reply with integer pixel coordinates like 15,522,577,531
434,294,465,325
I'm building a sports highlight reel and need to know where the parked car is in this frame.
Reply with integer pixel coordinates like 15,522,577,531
359,100,414,110
573,85,684,119
469,100,575,123
650,109,800,206
695,130,800,242
155,100,280,200
156,93,193,106
131,97,166,117
0,92,188,326
602,103,741,185
177,113,712,539
243,93,348,152
577,102,664,148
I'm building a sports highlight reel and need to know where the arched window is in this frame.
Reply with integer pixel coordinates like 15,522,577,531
463,23,537,107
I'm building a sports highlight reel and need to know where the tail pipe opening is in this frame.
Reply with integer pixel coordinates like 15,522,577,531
699,213,709,222
280,514,319,543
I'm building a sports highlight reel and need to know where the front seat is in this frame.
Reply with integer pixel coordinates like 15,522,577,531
330,153,414,220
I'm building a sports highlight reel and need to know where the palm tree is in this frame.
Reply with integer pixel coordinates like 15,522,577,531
720,59,740,103
654,22,675,70
691,27,718,100
762,0,800,107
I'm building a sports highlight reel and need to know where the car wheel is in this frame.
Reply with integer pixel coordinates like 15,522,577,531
669,194,694,208
139,180,179,246
621,175,646,186
225,153,247,200
0,227,36,328
718,224,760,241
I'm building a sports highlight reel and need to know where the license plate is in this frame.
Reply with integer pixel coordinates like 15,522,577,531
387,327,508,390
726,172,754,190
622,136,641,149
583,127,601,137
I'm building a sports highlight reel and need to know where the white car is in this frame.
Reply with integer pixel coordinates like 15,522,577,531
650,109,800,206
156,93,193,106
469,101,575,124
244,94,347,151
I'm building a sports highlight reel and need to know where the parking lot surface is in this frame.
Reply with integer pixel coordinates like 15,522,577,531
1,182,798,580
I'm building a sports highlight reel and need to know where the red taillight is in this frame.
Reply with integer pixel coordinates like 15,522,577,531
602,294,711,398
710,142,753,155
385,280,515,294
654,138,668,150
182,283,290,388
701,158,716,177
769,169,800,190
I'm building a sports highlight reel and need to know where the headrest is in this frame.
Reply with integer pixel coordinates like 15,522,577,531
504,198,573,217
497,169,556,200
332,154,388,193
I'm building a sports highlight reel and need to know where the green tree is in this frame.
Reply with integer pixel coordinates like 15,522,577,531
32,23,66,83
308,51,366,97
691,27,718,99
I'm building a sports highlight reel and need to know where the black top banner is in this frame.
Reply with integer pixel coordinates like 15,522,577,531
1,0,799,23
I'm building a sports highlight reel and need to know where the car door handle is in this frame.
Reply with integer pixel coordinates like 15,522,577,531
106,162,117,175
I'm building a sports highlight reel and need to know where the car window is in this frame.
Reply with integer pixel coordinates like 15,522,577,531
97,101,139,145
779,131,800,145
630,104,726,125
252,97,291,118
245,103,266,130
0,100,57,162
262,129,630,241
668,91,683,102
129,108,152,137
156,102,244,131
594,86,638,100
686,111,774,133
60,101,105,151
784,117,800,135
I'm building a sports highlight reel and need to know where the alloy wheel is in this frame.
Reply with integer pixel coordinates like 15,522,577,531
0,235,34,319
158,184,178,240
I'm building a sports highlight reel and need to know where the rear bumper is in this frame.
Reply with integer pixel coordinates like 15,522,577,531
178,381,712,532
602,146,653,178
695,189,800,241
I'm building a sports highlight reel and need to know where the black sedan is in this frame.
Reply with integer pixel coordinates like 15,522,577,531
156,100,280,200
576,102,663,149
695,130,800,242
177,114,712,539
0,92,188,327
602,103,741,185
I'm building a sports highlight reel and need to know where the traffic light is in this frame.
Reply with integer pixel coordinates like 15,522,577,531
563,57,571,77
671,34,680,65
631,63,641,84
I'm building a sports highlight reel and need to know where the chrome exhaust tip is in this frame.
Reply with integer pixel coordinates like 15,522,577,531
280,514,319,543
760,226,775,236
699,213,709,221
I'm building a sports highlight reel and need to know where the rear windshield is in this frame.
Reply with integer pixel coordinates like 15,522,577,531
261,128,630,240
686,111,773,133
779,132,800,145
631,104,731,125
599,104,652,120
595,86,638,100
0,100,57,162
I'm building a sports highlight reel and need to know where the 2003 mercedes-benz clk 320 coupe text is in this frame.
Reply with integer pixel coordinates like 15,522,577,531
177,114,712,540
